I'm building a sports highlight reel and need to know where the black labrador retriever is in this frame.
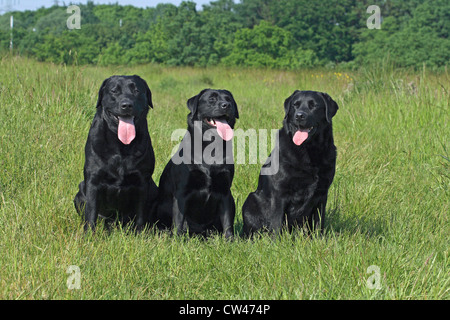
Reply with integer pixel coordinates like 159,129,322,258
156,89,239,238
74,75,158,232
242,90,338,236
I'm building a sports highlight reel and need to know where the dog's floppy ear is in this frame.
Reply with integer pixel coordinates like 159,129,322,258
283,90,300,118
222,89,239,119
187,89,208,117
132,75,153,109
96,77,111,108
145,83,153,109
319,92,339,123
142,78,154,109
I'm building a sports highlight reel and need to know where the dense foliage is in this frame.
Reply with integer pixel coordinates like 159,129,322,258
0,0,448,69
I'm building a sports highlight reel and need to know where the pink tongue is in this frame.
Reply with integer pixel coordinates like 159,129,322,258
118,116,136,145
293,130,308,146
214,119,234,141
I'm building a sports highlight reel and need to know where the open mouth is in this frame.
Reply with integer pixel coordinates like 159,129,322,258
292,126,314,146
205,117,216,127
108,111,136,123
300,126,314,133
204,116,234,141
204,115,229,126
117,115,135,145
107,111,136,145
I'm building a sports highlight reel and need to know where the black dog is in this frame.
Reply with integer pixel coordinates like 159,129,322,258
242,90,338,236
156,89,239,238
74,75,158,232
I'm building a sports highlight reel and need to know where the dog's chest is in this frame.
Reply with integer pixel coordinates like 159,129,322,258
180,168,231,223
96,154,147,189
278,159,320,199
185,167,231,195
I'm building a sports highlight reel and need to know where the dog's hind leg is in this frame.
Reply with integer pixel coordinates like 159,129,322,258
146,180,159,227
244,194,270,236
312,197,327,234
73,181,86,215
303,198,327,235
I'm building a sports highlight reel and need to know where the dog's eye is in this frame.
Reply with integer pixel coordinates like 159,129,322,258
208,97,217,103
308,101,316,110
129,83,140,94
110,87,119,94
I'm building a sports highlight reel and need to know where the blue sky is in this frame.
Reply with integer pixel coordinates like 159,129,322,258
0,0,214,12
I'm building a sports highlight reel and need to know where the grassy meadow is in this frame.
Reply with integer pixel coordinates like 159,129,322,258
0,55,448,299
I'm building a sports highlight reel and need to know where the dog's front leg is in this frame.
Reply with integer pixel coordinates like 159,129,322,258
134,187,148,233
172,196,187,236
219,196,235,239
84,182,99,232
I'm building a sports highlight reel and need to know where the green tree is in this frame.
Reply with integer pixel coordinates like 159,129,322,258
124,17,170,65
223,20,318,69
200,0,242,65
97,41,126,66
353,0,450,69
1,0,447,69
235,0,360,63
164,1,205,66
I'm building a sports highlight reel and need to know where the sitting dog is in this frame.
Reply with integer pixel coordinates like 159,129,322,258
156,89,239,238
74,75,158,232
242,90,338,236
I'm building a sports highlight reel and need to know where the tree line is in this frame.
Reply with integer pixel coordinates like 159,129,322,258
0,0,448,70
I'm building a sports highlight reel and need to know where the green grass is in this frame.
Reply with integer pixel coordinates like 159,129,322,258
0,56,448,299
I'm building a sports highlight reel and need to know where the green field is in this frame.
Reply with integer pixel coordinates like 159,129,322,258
0,56,448,299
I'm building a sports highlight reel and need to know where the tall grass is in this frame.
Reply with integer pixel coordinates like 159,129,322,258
0,56,448,299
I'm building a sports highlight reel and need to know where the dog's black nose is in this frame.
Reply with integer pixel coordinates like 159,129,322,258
295,111,307,120
120,101,133,112
220,102,231,109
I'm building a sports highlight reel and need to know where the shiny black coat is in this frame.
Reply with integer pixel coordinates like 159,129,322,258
74,75,157,231
156,89,239,238
242,91,338,236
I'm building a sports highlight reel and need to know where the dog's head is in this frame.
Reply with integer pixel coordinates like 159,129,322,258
187,89,239,141
283,90,338,146
96,75,153,145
